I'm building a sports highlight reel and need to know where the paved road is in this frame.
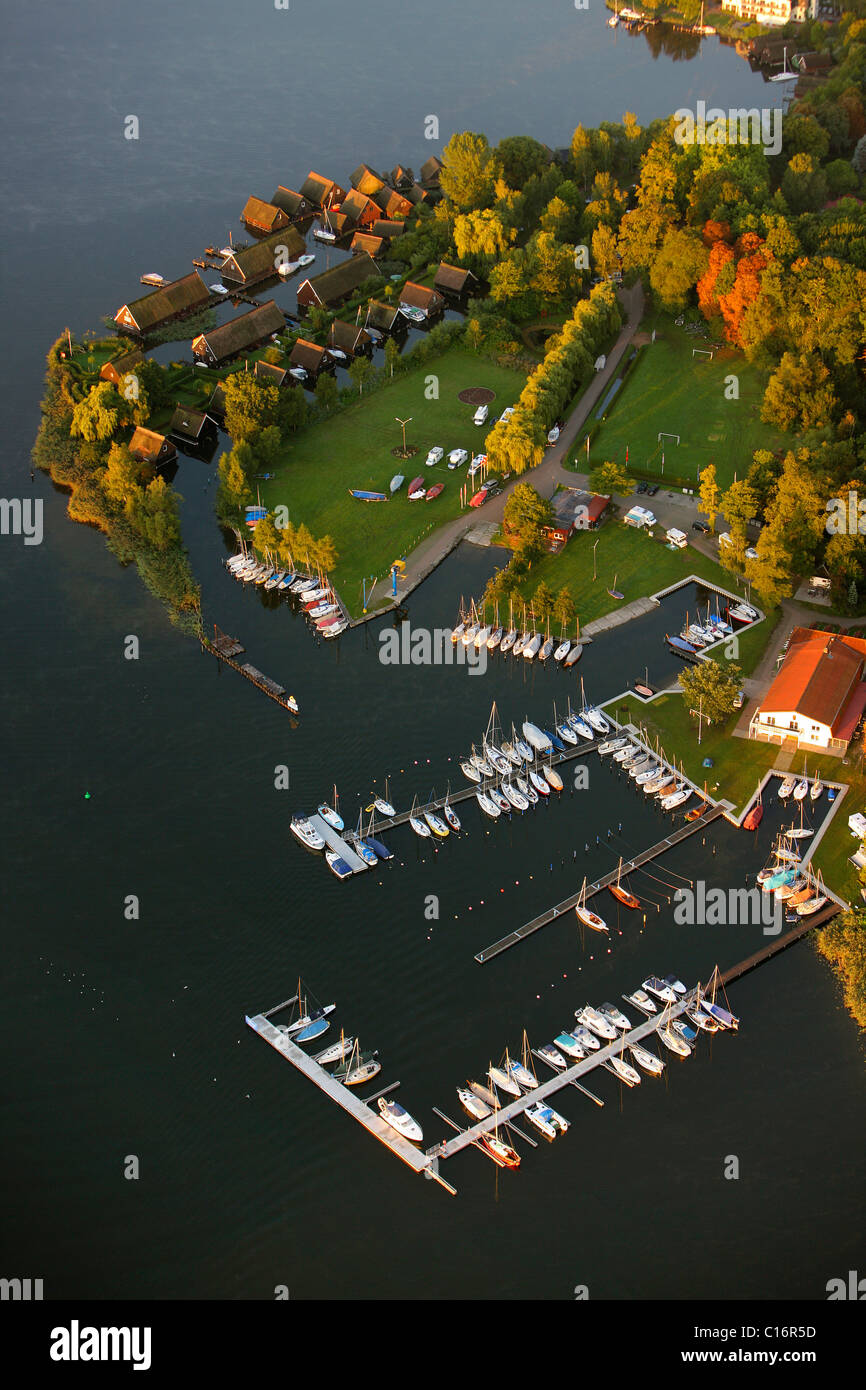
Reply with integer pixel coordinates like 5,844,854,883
383,282,647,611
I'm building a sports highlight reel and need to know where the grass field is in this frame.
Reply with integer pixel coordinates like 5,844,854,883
565,314,788,490
258,347,526,615
501,521,752,630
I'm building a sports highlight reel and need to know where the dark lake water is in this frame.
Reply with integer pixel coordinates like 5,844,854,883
2,0,862,1303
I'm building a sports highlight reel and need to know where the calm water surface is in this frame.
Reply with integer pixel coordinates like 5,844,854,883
1,0,862,1301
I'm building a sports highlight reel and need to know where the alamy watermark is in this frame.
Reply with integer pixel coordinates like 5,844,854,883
674,881,783,936
1,498,43,546
826,491,866,535
673,103,781,158
379,622,487,675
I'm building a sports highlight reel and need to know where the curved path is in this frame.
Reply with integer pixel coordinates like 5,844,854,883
357,283,647,621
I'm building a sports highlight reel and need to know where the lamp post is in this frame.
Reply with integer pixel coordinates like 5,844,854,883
592,539,599,581
395,416,412,455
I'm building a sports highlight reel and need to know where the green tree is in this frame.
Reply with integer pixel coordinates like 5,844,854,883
589,460,634,497
721,479,758,537
553,585,575,630
466,318,484,352
761,352,838,432
315,372,338,408
453,207,514,263
781,153,828,214
698,463,720,533
533,580,554,621
649,227,709,312
440,131,495,211
502,482,554,550
384,337,401,376
678,660,743,726
745,531,793,608
494,135,551,188
216,446,253,514
70,382,133,443
101,442,143,508
348,357,373,394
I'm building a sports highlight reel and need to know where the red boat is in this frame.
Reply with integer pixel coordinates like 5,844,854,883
425,482,445,501
407,476,426,499
478,1133,521,1169
685,800,709,822
608,858,640,910
742,781,763,831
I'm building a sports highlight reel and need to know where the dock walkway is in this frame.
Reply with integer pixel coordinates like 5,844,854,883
308,814,369,874
475,804,726,962
430,989,699,1159
246,1013,435,1176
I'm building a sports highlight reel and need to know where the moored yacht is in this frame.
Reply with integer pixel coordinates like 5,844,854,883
575,1005,617,1041
378,1097,423,1143
458,1086,490,1120
291,816,325,851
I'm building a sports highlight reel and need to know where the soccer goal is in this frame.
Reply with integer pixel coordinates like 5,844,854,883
658,432,680,446
692,347,715,360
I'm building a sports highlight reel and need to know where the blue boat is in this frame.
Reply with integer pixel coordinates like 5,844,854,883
245,505,267,520
294,1013,331,1041
666,633,698,656
349,489,388,502
278,572,296,589
362,836,393,861
544,728,567,753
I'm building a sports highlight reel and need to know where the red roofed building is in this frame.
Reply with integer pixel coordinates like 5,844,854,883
749,628,866,754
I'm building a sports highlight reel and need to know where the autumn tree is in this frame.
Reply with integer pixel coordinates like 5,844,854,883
70,382,133,443
761,352,838,432
589,460,634,497
439,131,495,211
502,482,553,551
698,463,721,533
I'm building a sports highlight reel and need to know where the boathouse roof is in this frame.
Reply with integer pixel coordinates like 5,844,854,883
289,338,328,372
299,171,345,207
254,359,289,386
328,320,372,355
350,232,386,257
241,196,290,234
221,228,305,283
169,406,211,440
270,186,310,218
350,164,385,197
399,281,444,313
372,187,413,219
296,252,380,308
100,348,144,386
364,299,402,331
339,189,378,226
191,301,285,363
114,273,210,334
434,262,478,295
369,219,405,240
128,426,176,465
419,155,443,185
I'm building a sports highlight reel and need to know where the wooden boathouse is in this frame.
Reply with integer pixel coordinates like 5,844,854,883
289,338,329,378
114,272,210,337
100,348,143,388
296,252,379,311
327,319,373,358
128,426,176,467
350,163,386,197
241,195,292,236
220,228,306,285
434,262,479,298
298,171,347,207
270,186,312,220
399,280,444,318
191,301,285,366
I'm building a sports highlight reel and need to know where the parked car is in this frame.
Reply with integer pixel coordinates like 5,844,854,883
473,404,489,426
646,484,659,496
448,448,469,468
481,475,501,494
484,481,502,498
635,480,648,494
718,531,733,547
692,520,710,533
425,445,444,467
733,690,745,709
745,546,758,560
499,406,516,423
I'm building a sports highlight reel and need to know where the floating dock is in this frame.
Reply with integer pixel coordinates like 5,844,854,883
308,814,369,874
201,625,298,715
475,803,726,962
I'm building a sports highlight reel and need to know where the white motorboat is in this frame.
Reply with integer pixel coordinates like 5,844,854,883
635,766,661,786
476,790,500,819
584,707,610,735
458,1087,490,1120
535,1103,569,1135
599,1002,632,1031
628,1042,665,1076
524,1103,557,1140
575,1006,617,1041
661,788,691,810
291,816,325,851
643,976,677,1003
536,1043,567,1070
297,253,315,268
377,1098,423,1143
571,1025,600,1052
553,1032,585,1060
325,849,352,879
664,974,687,995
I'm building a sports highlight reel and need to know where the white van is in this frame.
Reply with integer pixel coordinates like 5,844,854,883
666,527,688,549
473,403,489,426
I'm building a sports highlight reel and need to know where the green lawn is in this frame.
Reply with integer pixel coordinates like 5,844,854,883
565,314,789,489
603,692,780,814
603,693,866,902
258,347,526,616
503,519,751,629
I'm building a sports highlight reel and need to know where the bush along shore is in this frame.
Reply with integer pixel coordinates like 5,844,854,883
32,336,201,632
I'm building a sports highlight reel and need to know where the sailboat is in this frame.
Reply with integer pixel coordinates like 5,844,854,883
522,611,542,661
564,615,583,666
769,45,798,81
608,1,619,27
409,795,432,838
488,1056,521,1098
778,773,796,800
487,603,503,651
609,858,640,910
540,616,555,662
317,785,344,831
810,771,823,803
368,777,396,818
693,0,716,35
795,869,829,916
333,1039,381,1086
793,762,809,801
442,791,461,832
607,572,624,601
553,620,571,662
316,1031,355,1066
500,597,517,654
575,878,608,933
313,195,339,241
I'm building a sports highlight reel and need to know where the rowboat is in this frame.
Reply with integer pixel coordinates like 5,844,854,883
426,482,445,501
390,474,405,493
348,489,388,501
407,476,426,499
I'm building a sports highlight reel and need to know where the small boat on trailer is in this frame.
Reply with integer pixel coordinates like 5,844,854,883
348,489,388,502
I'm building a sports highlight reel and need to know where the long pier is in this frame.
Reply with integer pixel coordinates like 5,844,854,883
475,803,727,962
201,626,299,715
429,988,701,1160
362,739,598,835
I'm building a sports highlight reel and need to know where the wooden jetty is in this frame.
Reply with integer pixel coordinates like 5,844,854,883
475,803,726,963
245,1010,455,1194
201,624,298,714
